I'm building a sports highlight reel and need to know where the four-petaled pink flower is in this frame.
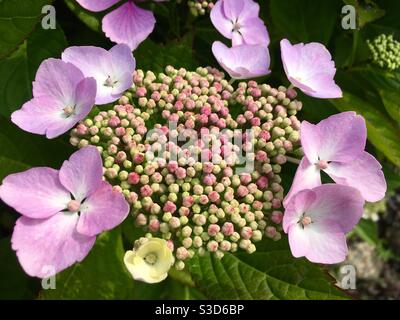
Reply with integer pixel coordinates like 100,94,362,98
0,146,129,278
76,0,166,50
212,41,270,79
283,184,364,264
211,0,270,46
62,44,136,105
280,39,342,99
284,112,387,207
11,58,97,139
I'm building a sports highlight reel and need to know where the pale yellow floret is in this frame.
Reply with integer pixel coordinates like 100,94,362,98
124,237,174,284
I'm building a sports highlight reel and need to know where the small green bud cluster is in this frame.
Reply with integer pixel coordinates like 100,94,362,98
368,34,400,71
188,0,215,16
70,66,303,270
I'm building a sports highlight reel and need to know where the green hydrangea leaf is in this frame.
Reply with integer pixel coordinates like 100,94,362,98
188,239,350,300
269,0,341,44
343,0,385,28
0,0,53,59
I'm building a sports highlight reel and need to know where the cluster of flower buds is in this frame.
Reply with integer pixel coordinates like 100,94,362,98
368,34,400,71
188,0,215,16
70,65,302,270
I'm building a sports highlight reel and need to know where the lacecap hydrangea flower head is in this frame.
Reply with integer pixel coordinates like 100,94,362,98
0,0,388,285
70,65,304,274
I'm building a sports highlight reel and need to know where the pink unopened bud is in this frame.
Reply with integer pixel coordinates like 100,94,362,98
208,191,220,203
175,167,187,179
220,106,229,117
133,153,144,164
271,211,283,224
151,91,161,101
136,86,147,97
163,201,177,213
128,172,140,185
115,127,126,137
256,150,268,162
174,100,184,111
144,165,155,176
207,241,219,252
112,185,122,193
256,176,268,189
237,185,249,198
176,247,190,260
149,219,160,232
136,125,147,136
208,224,221,237
167,161,178,173
182,195,194,207
185,118,195,129
209,113,219,124
239,203,250,213
197,114,208,124
76,124,88,135
203,162,214,174
251,117,261,126
241,227,253,240
259,130,271,141
286,88,297,99
152,172,163,183
272,198,282,209
240,173,252,185
116,151,127,163
199,194,209,205
265,226,277,238
179,206,190,216
222,222,234,236
167,240,174,252
201,106,212,116
224,192,234,202
252,200,263,211
186,99,195,110
140,185,153,197
128,192,138,204
203,174,216,186
108,116,121,128
222,167,233,177
135,213,147,226
169,113,179,122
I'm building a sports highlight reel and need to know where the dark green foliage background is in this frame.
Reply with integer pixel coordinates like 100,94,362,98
0,0,399,300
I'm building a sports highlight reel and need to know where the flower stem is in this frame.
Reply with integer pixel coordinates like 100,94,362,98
229,78,236,85
349,29,359,67
168,268,195,288
286,156,301,165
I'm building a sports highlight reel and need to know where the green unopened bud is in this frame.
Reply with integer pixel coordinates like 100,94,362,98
182,226,192,238
252,230,263,242
175,260,185,271
159,222,169,233
230,232,240,242
182,237,193,249
194,226,203,236
163,212,172,222
247,244,256,254
193,236,203,248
